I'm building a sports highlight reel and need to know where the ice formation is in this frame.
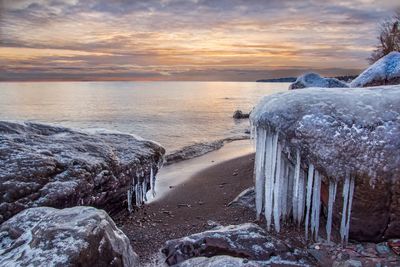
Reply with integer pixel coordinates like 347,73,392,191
250,86,400,244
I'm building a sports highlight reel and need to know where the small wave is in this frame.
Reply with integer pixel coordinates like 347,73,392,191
164,134,250,165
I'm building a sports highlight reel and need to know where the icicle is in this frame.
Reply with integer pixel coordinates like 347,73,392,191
345,176,355,244
281,159,288,221
255,128,267,220
150,168,156,197
292,149,301,224
142,181,147,202
264,131,278,230
340,174,350,243
341,175,355,244
311,170,321,240
127,189,133,212
304,164,314,240
273,143,282,232
326,180,337,243
297,170,305,226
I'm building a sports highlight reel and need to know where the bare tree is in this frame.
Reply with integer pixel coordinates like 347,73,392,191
369,10,400,64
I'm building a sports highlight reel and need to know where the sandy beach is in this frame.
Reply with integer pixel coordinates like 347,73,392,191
114,141,257,263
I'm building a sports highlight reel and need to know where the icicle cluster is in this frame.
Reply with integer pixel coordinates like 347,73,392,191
253,126,356,244
127,165,159,212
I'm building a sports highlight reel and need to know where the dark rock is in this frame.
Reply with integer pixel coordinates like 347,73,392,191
289,73,349,90
351,52,400,87
0,121,165,223
228,187,255,211
0,206,138,266
161,223,311,266
233,110,250,119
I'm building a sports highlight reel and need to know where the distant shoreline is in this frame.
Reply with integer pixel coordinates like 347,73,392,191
257,75,358,83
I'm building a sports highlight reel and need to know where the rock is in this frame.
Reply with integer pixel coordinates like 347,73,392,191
175,255,309,267
0,121,165,223
250,86,400,241
233,110,250,119
0,206,138,267
289,72,349,90
161,223,311,266
227,186,255,211
351,52,400,87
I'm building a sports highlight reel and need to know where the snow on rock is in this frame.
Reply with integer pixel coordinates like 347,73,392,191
351,52,400,87
161,223,313,266
175,255,311,267
289,73,349,90
250,86,400,242
0,206,138,267
0,121,165,223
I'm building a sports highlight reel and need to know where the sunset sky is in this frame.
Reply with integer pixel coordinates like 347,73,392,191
0,0,398,81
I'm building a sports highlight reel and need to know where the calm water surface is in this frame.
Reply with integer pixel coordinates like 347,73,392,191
0,81,288,152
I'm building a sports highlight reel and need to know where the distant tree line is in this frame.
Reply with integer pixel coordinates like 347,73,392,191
369,10,400,64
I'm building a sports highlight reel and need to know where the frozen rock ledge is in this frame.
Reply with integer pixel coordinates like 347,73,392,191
250,86,400,242
0,206,138,267
0,121,165,223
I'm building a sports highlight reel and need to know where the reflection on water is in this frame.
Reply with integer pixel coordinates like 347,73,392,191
0,81,288,151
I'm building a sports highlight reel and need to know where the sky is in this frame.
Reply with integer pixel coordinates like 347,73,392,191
0,0,398,81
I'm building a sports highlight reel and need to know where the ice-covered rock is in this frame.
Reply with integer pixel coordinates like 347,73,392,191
289,73,349,90
175,255,311,267
161,223,312,266
351,52,400,87
250,86,400,242
0,121,165,223
0,206,138,267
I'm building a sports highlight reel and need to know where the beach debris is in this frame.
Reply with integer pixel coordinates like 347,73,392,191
289,72,349,90
351,51,400,87
250,86,400,243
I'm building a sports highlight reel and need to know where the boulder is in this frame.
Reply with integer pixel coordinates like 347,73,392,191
161,223,311,266
0,206,138,267
233,110,250,119
0,121,165,223
250,86,400,241
289,73,349,90
351,52,400,87
175,255,310,267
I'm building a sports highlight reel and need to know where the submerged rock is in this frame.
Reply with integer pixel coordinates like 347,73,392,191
233,110,250,119
0,121,165,223
162,223,311,266
0,206,138,267
250,86,400,242
351,52,400,87
289,73,349,90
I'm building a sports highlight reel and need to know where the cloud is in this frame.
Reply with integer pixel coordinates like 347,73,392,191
0,0,398,80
